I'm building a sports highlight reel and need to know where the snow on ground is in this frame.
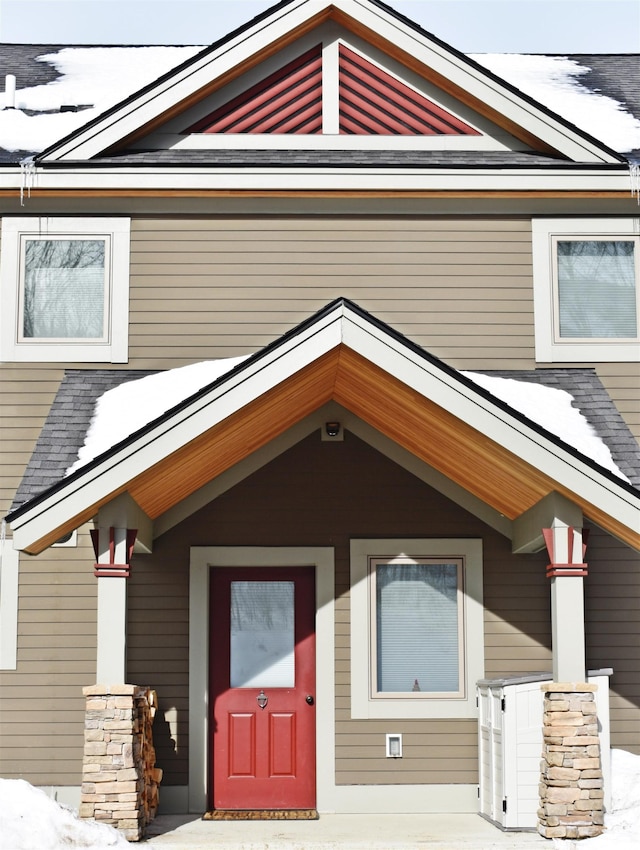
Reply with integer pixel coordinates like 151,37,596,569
1,46,640,155
553,749,640,850
1,750,639,848
0,778,128,849
470,54,640,153
66,356,249,475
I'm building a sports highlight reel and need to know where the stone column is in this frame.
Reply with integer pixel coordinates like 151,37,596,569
80,684,162,842
538,683,604,840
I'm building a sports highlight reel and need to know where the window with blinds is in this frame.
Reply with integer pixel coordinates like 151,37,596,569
553,237,639,341
0,217,130,363
370,558,465,699
20,236,109,342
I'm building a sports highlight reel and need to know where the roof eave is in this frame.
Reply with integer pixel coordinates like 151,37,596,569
7,299,640,555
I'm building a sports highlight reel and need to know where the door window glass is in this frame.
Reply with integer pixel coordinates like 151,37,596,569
230,580,295,687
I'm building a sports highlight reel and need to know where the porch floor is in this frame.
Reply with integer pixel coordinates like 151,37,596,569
143,813,548,849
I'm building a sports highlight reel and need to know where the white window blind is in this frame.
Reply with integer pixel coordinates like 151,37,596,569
374,561,461,695
556,239,638,339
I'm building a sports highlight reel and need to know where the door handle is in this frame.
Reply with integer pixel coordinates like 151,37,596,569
305,694,314,705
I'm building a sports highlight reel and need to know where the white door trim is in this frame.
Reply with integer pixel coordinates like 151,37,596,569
188,546,335,814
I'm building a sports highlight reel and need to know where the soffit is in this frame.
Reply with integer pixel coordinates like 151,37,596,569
33,344,636,553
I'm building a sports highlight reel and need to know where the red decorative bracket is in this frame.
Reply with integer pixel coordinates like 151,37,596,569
543,526,589,578
91,527,137,578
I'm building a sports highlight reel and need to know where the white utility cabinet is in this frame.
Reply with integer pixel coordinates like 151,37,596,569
477,670,611,831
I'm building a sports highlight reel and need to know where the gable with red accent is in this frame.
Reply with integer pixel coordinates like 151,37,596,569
184,43,480,136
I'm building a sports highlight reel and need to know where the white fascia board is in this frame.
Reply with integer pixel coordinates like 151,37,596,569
41,0,329,162
10,302,346,551
344,0,619,164
39,0,617,165
164,135,518,151
341,308,640,535
0,167,632,195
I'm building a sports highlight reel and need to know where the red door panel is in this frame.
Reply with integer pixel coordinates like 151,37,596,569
211,567,316,810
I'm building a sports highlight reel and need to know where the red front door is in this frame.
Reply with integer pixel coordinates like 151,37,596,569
211,567,316,810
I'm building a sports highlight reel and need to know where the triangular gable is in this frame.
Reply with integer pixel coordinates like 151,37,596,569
184,43,480,136
338,44,480,136
33,0,623,164
7,299,640,555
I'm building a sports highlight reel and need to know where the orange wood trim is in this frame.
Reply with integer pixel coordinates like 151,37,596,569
127,348,340,516
1,189,633,200
329,9,560,156
102,10,333,154
19,344,640,555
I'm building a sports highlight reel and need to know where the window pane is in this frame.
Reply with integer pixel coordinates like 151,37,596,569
230,581,295,688
23,239,106,339
375,562,460,694
557,240,637,339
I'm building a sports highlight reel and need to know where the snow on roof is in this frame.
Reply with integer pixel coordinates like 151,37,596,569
0,46,201,153
0,46,639,155
65,356,628,483
65,356,249,475
462,371,629,482
472,53,640,154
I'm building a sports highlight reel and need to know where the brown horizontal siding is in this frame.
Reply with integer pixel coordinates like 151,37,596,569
128,216,535,369
586,524,640,755
0,366,65,515
595,363,640,443
0,529,96,784
126,553,190,786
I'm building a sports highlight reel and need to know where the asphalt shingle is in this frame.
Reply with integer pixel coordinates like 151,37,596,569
11,365,640,515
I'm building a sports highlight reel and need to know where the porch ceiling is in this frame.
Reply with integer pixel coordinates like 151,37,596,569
8,299,640,555
118,345,637,550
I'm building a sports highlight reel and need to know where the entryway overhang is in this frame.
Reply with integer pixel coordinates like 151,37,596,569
7,299,640,555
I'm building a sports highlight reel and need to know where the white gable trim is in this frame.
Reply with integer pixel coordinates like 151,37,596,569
0,166,632,196
8,300,639,553
36,0,621,165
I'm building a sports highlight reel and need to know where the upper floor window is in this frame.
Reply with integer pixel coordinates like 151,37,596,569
0,217,130,363
533,218,640,362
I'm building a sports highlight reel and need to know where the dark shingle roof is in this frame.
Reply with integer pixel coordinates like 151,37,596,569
71,149,570,167
1,43,639,164
11,369,157,510
10,365,640,515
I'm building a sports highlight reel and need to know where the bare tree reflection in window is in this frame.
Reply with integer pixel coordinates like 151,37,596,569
23,239,106,339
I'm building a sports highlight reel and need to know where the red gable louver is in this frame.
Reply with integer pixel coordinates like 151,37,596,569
338,45,480,135
186,46,323,134
185,43,480,136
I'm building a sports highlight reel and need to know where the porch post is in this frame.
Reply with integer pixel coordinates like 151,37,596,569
544,519,587,683
92,525,136,684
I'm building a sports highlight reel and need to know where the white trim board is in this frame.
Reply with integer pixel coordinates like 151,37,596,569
188,546,335,813
9,300,640,554
37,0,620,164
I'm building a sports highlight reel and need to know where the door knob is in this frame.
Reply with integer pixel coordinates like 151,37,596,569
305,694,314,705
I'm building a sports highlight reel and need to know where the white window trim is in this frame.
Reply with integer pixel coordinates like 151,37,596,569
0,217,130,363
532,218,640,363
0,537,19,670
350,538,484,720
